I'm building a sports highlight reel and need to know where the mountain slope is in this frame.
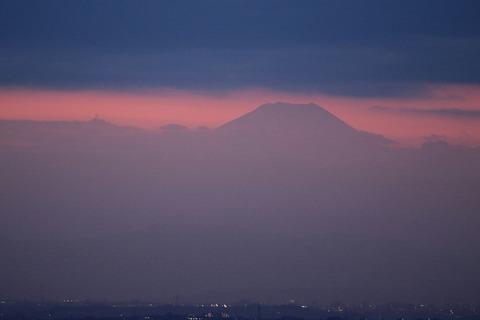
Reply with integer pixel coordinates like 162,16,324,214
218,102,357,136
214,102,391,160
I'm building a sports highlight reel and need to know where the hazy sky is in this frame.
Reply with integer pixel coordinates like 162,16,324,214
1,1,480,305
1,101,480,304
1,0,480,145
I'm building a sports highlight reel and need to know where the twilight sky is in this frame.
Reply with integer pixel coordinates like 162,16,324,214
1,0,480,145
1,0,480,305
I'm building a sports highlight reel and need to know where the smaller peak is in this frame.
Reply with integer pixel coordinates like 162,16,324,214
89,116,110,125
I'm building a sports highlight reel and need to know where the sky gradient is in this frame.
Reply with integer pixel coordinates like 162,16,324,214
2,0,480,305
1,0,480,146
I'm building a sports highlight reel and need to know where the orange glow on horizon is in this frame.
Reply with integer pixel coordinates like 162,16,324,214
1,85,480,147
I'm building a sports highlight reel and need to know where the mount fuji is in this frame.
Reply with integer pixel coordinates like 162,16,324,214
212,102,392,160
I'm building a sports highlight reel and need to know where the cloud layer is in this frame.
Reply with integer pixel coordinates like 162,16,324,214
1,1,480,97
372,105,480,118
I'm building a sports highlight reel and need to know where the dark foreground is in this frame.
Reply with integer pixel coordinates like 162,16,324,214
1,300,479,320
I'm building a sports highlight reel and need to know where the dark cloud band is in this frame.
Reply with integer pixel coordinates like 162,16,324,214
372,106,480,118
1,1,480,97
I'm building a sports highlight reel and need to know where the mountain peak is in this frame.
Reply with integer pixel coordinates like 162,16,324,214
213,102,391,158
256,102,320,111
217,102,356,136
253,102,332,117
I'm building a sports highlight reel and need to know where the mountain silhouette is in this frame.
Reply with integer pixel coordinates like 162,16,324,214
218,102,357,138
213,102,391,160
